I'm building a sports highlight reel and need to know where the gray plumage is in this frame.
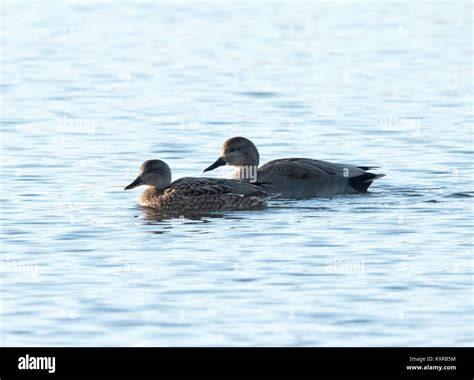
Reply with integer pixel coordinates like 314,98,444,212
203,137,385,198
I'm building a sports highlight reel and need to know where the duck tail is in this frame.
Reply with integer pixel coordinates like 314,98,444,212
349,173,385,192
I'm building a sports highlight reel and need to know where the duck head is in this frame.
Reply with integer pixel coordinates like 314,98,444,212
124,159,172,190
203,136,260,173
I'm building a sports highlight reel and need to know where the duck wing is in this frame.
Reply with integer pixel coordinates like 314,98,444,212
259,158,335,180
169,177,267,197
260,158,372,179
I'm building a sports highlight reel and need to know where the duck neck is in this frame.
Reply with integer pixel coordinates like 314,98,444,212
232,165,259,183
143,185,166,197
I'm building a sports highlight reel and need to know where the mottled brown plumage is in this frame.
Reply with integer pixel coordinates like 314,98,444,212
125,160,269,212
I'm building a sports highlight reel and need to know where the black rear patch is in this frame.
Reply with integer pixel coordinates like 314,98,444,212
348,173,378,192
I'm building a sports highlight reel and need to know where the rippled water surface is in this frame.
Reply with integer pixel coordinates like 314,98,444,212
1,1,473,346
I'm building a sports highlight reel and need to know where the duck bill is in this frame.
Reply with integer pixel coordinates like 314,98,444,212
124,176,144,190
203,157,226,173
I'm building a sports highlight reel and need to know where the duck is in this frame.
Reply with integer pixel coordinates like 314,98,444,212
203,136,385,198
124,159,270,212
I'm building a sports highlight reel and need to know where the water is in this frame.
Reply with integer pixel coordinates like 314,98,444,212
1,1,472,346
